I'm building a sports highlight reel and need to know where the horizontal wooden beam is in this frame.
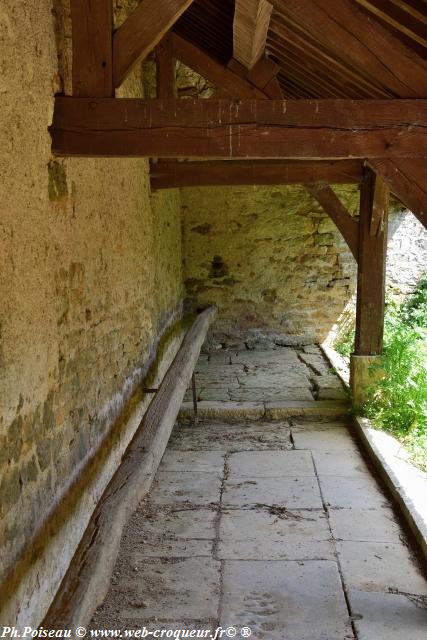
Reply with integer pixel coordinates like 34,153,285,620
50,97,427,159
171,34,268,99
113,0,195,88
306,184,359,260
369,159,427,229
150,160,364,189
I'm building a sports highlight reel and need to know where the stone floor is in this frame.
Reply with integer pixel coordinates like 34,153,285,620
184,344,348,404
90,347,427,639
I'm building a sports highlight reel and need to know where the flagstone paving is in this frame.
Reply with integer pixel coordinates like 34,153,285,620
90,347,427,640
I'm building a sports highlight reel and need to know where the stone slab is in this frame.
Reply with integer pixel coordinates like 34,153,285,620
169,421,293,452
119,557,220,621
319,475,388,509
198,388,232,401
292,428,359,453
229,387,314,402
337,540,427,594
329,508,403,543
227,450,315,478
159,450,225,473
180,401,266,420
312,449,370,477
348,589,427,640
238,372,310,388
220,560,352,640
317,387,348,400
353,416,427,562
149,471,222,506
223,476,323,509
265,401,349,419
218,509,334,560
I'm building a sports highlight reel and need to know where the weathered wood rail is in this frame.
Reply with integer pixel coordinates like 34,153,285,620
42,307,217,629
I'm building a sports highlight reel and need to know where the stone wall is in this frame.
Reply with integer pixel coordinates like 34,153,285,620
181,185,427,345
181,184,359,343
0,0,183,624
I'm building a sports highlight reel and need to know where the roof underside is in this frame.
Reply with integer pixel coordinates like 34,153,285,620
174,0,427,98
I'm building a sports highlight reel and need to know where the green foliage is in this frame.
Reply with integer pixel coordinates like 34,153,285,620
334,328,355,359
334,276,427,470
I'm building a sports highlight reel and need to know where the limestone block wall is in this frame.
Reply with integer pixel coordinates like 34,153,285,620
181,185,359,343
181,186,427,344
0,0,183,624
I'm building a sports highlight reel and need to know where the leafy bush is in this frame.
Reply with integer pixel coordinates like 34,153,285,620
335,276,427,470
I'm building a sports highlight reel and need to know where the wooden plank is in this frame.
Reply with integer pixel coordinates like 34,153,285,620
263,76,284,98
70,0,113,97
271,0,427,97
355,168,388,355
150,160,364,189
50,97,427,159
306,185,359,261
247,55,280,89
156,34,176,98
171,34,268,99
368,159,427,229
42,307,217,628
113,0,195,88
370,173,389,236
233,0,273,69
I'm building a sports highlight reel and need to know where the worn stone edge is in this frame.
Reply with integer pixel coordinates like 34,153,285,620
353,416,427,563
39,307,217,629
322,344,427,562
179,400,349,420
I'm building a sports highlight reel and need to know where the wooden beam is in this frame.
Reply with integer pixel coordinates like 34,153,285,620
228,54,283,98
70,0,113,97
306,185,359,261
270,0,427,97
233,0,273,69
156,34,176,98
170,34,268,99
355,167,389,356
368,159,427,229
50,97,427,159
113,0,195,88
41,307,217,629
370,171,389,236
150,160,364,189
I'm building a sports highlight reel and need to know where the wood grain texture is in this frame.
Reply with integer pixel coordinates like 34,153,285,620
156,34,176,98
71,0,113,97
355,168,388,355
42,307,217,629
50,97,427,159
270,0,427,97
171,34,268,99
113,0,195,88
150,160,364,189
233,0,273,69
306,185,359,261
369,159,427,229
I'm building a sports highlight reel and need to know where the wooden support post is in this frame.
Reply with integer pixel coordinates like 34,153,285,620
351,167,389,409
156,35,176,98
355,167,389,356
70,0,113,97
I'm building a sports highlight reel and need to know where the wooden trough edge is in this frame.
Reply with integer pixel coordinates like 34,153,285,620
42,306,217,630
321,344,427,565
